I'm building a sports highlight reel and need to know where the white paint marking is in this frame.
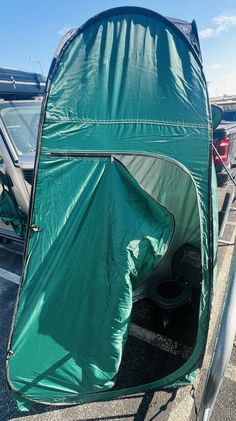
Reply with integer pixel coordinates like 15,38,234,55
0,268,20,285
225,362,236,382
130,323,192,358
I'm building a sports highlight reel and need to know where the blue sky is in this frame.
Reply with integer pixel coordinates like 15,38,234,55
1,0,236,97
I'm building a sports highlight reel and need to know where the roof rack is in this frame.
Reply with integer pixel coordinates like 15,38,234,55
0,67,46,100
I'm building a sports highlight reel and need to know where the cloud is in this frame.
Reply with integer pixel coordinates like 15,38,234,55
213,15,236,26
57,26,73,36
208,63,222,70
199,28,215,39
199,14,236,39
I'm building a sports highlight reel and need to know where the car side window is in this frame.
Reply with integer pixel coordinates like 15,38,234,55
223,110,236,122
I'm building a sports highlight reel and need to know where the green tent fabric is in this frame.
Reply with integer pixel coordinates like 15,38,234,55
0,187,26,238
8,158,174,402
7,7,218,408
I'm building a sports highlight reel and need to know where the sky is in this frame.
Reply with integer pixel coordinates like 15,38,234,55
1,0,236,98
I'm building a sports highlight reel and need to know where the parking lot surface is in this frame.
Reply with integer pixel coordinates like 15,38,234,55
0,182,235,421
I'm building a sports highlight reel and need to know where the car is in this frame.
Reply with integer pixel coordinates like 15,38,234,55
213,108,236,186
0,67,44,241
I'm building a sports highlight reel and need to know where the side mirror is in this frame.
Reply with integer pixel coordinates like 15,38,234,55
211,104,223,130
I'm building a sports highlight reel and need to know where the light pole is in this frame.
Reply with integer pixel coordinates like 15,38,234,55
29,57,44,76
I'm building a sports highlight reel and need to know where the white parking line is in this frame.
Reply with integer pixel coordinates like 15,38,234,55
0,268,20,285
130,323,192,359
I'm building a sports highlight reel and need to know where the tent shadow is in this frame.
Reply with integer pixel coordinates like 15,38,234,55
7,389,177,420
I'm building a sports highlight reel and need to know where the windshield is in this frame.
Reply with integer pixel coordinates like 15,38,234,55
0,103,41,155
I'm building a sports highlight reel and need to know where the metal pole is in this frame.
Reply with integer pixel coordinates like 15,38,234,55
198,246,236,420
219,188,235,238
213,144,236,187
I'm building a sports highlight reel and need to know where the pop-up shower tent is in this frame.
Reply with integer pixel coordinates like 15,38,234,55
7,7,218,409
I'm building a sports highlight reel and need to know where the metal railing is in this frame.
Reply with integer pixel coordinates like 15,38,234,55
198,244,236,420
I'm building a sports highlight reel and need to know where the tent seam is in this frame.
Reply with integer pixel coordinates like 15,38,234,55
45,118,208,129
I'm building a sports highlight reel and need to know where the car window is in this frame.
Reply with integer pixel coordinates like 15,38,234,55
0,104,41,155
222,110,236,122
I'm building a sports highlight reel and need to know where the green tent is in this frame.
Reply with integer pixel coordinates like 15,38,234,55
7,7,218,410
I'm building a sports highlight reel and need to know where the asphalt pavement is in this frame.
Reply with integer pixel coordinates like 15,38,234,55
0,183,235,421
